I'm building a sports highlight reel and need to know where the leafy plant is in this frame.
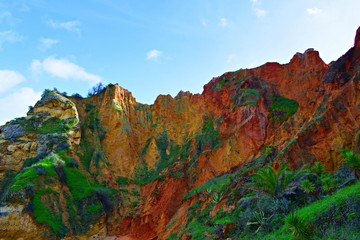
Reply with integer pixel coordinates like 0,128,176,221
340,149,360,178
312,161,324,175
300,179,315,194
246,210,274,233
251,165,307,198
285,212,311,240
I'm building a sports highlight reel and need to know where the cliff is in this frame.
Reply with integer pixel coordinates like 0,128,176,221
0,27,359,239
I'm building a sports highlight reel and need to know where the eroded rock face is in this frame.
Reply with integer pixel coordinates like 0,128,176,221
0,90,82,239
0,27,359,239
0,91,80,176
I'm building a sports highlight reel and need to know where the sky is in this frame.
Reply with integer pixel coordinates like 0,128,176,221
0,0,359,125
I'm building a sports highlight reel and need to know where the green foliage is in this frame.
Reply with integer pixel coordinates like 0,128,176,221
10,167,39,191
268,94,299,123
246,210,274,233
116,176,130,185
212,76,228,91
232,88,260,107
64,167,100,202
166,233,179,240
259,181,360,239
172,171,183,179
312,195,360,239
251,165,307,198
285,212,311,240
134,132,190,185
37,117,75,134
33,188,68,237
196,114,221,153
300,179,315,193
184,173,232,200
320,175,337,194
340,149,360,173
312,161,324,175
0,170,16,200
295,180,359,223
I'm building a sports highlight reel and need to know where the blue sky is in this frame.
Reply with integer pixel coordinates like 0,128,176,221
0,0,359,125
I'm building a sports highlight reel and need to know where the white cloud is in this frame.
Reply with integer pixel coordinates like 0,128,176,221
146,49,162,60
39,38,59,50
306,8,322,16
30,57,102,85
0,31,23,50
0,70,25,93
254,8,267,17
48,20,81,33
219,18,229,28
250,0,267,17
0,87,41,126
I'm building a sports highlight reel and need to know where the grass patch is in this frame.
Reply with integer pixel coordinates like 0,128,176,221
263,181,360,239
64,167,100,202
33,188,68,237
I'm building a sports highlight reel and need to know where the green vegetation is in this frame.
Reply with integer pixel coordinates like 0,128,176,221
38,117,75,134
196,114,221,153
134,132,191,185
268,94,299,123
251,164,308,198
0,170,16,201
212,76,228,91
11,115,76,135
33,188,68,237
2,149,116,237
232,88,260,107
184,173,232,200
179,149,359,240
340,149,360,178
285,213,311,240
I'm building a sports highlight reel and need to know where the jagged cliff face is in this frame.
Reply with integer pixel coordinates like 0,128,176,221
0,28,359,239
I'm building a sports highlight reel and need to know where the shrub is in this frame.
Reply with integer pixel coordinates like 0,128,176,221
300,179,315,194
95,188,114,216
340,149,360,178
87,83,106,97
71,93,83,98
250,165,307,198
285,212,311,240
0,170,16,200
312,161,324,175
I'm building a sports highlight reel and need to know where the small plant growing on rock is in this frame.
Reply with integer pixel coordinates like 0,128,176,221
285,212,311,240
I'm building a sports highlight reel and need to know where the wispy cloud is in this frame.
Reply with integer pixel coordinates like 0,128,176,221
306,8,322,16
0,70,25,94
48,19,81,33
0,31,23,50
250,0,267,17
0,87,41,125
39,38,59,50
30,57,102,85
146,49,162,60
219,18,229,28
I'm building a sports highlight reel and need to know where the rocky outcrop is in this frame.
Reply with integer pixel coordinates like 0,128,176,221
0,27,359,239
